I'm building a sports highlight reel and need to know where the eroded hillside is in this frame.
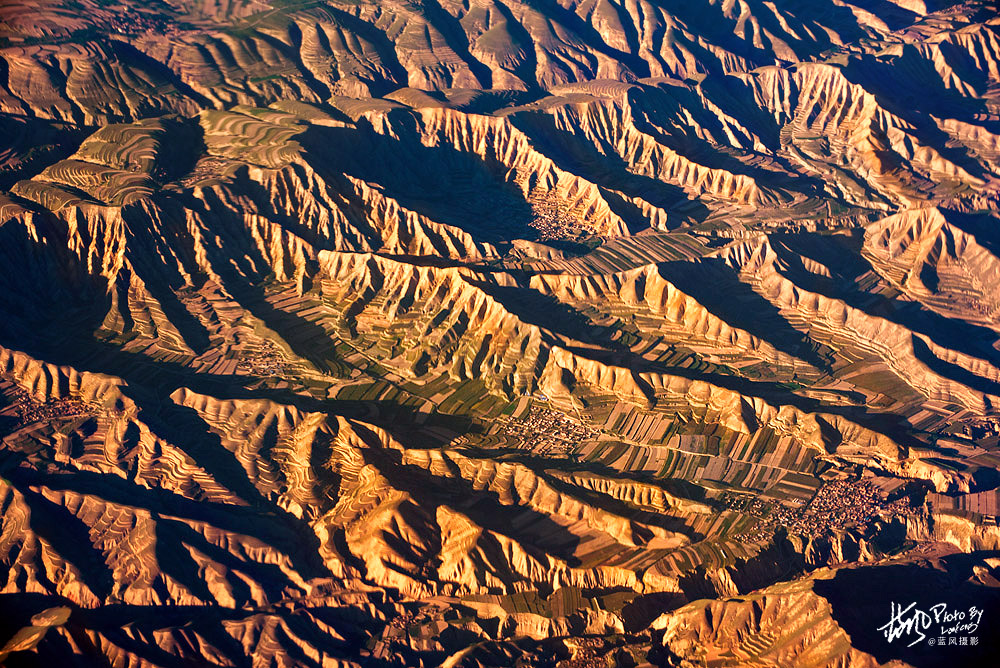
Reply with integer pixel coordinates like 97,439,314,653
2,1,1000,666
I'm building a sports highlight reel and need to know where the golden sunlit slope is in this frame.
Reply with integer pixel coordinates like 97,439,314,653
3,0,973,114
2,0,1000,667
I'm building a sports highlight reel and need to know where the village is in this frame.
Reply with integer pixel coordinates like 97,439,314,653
526,190,589,242
490,405,601,456
725,478,913,543
0,378,91,437
235,340,290,377
108,9,178,37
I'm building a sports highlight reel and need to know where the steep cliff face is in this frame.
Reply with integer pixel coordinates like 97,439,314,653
652,575,885,668
864,206,1000,330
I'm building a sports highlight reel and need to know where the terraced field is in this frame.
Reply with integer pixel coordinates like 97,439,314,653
2,0,1000,666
